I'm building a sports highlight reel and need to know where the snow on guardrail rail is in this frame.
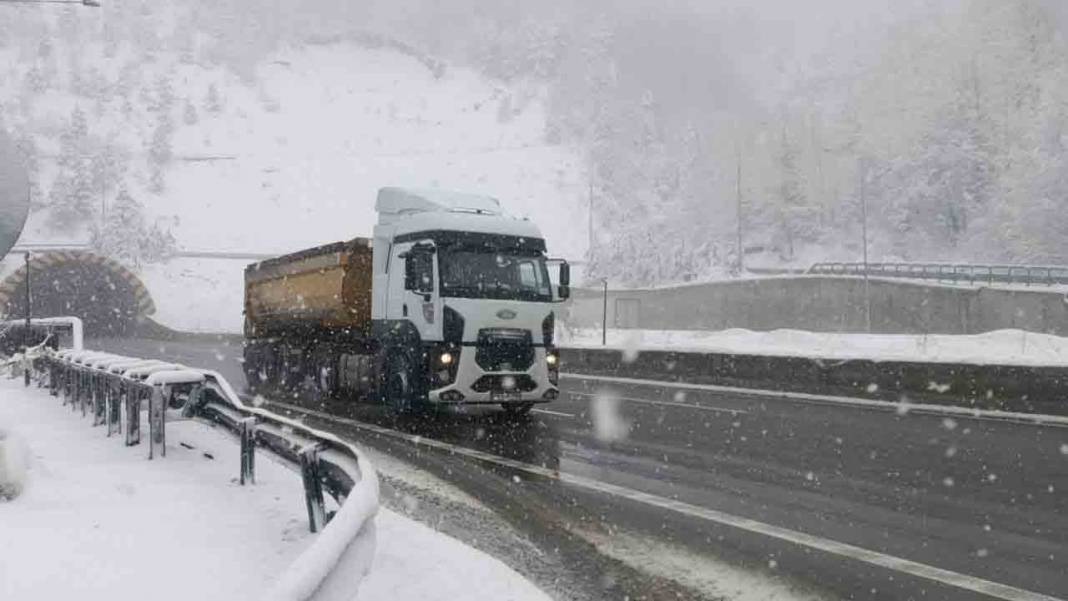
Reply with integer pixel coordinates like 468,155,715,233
17,345,380,601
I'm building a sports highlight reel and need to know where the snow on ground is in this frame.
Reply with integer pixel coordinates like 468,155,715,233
0,379,316,601
561,327,1068,367
138,256,247,332
362,510,551,601
164,44,588,262
0,377,551,601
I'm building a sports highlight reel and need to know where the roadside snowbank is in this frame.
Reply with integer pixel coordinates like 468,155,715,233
560,327,1068,367
0,379,317,601
0,378,551,601
0,428,29,500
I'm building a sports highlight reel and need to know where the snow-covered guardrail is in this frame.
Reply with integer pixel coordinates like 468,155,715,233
0,316,83,353
30,348,379,601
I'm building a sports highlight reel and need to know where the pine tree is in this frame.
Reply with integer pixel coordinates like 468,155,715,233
203,83,223,113
148,117,173,165
48,158,94,231
182,100,198,126
90,188,176,266
48,107,94,231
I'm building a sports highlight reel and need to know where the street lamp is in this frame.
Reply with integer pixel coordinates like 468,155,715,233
0,0,100,5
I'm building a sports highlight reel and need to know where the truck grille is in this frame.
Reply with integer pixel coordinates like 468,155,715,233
475,328,534,372
471,375,538,393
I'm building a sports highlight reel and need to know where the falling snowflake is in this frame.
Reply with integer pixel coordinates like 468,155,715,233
591,389,630,442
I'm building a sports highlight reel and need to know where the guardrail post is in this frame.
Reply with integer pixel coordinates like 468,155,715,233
48,360,59,396
148,385,166,459
92,373,107,426
68,368,79,409
125,388,141,447
299,445,327,533
81,370,91,418
107,381,122,437
239,417,256,485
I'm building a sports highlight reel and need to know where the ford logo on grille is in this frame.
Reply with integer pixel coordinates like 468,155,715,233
496,309,517,320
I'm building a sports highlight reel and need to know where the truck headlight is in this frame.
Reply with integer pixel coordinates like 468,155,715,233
439,351,454,366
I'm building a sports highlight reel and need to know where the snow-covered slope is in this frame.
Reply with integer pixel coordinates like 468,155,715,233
2,37,588,332
165,44,588,259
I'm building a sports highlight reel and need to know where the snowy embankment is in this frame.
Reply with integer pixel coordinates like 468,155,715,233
0,377,550,601
560,327,1068,367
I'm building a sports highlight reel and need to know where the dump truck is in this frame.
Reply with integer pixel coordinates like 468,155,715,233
243,187,570,414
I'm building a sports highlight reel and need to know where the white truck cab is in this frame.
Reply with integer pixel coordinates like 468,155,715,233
370,187,569,411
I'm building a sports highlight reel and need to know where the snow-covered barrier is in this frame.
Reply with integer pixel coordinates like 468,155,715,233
561,347,1068,416
0,428,29,500
29,348,379,601
0,316,83,354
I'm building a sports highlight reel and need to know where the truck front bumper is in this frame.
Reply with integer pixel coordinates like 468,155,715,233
427,346,558,405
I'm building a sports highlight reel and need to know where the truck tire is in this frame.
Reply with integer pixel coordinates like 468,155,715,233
242,347,261,391
313,350,338,398
385,354,424,415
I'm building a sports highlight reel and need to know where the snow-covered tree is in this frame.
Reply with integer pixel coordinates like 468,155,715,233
90,188,176,266
182,100,198,126
203,83,223,114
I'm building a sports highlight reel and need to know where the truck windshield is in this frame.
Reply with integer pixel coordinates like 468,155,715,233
439,248,553,302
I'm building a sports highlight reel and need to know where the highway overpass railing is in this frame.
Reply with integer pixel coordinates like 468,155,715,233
808,262,1068,287
19,346,379,601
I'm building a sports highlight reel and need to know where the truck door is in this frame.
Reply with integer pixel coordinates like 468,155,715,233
388,241,439,342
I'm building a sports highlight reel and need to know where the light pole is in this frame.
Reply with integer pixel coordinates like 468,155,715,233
860,165,871,333
735,144,744,273
601,279,608,346
0,0,100,5
23,251,32,386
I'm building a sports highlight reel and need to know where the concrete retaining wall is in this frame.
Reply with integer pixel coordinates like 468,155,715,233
565,277,1068,336
561,348,1068,416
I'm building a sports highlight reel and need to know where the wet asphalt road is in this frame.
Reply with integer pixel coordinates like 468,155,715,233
89,336,1068,601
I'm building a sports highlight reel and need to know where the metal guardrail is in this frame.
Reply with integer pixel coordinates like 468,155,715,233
1,317,84,354
26,347,379,600
808,262,1068,287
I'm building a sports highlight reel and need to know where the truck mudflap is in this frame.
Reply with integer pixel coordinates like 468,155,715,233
428,346,558,405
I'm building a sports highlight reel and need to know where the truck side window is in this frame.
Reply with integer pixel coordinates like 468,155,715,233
405,251,434,292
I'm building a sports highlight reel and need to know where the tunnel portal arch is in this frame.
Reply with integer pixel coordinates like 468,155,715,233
0,251,155,337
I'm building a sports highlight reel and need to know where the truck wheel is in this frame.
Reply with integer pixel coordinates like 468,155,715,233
242,347,261,391
386,356,413,414
386,353,428,415
316,355,338,398
502,402,534,417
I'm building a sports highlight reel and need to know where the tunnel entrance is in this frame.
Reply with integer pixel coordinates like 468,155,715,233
0,252,155,337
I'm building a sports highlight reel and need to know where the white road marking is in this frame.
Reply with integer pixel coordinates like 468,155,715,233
530,408,575,418
567,390,747,415
268,400,1063,601
562,373,1068,428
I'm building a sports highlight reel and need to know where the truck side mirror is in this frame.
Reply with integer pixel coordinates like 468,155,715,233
558,262,570,300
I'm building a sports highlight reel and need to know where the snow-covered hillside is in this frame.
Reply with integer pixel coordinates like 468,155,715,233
2,28,589,332
163,44,588,259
